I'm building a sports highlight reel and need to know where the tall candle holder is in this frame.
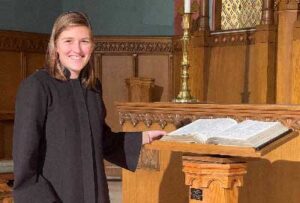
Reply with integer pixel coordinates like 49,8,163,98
174,13,197,103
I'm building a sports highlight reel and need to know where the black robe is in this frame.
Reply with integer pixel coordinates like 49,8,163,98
13,69,142,203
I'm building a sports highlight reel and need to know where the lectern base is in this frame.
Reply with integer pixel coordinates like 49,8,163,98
182,156,247,203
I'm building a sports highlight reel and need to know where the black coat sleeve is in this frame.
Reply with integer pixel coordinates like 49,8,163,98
97,80,142,171
13,76,60,203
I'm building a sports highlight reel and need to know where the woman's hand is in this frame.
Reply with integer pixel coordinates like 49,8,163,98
142,130,167,144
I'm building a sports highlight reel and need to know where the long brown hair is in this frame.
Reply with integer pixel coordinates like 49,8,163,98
45,11,96,89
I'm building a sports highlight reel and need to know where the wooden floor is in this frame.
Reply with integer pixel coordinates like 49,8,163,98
108,180,122,203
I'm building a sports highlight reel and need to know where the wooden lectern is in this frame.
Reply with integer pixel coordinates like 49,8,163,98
117,103,300,203
144,133,297,203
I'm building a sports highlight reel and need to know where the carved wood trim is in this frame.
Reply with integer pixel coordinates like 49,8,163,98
0,32,173,54
0,31,48,53
209,30,256,46
117,102,300,131
175,30,256,49
0,30,260,52
94,37,173,54
183,162,246,188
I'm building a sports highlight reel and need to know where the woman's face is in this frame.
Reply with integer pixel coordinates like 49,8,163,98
56,25,93,79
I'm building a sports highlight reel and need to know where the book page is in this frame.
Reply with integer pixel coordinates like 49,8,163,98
212,120,281,140
247,125,289,148
207,120,289,148
164,118,238,142
160,134,199,143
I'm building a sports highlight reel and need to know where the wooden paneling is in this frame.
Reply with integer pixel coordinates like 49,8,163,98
94,36,174,131
25,53,46,75
123,150,187,203
249,25,277,104
291,21,300,103
207,45,250,103
0,31,48,112
276,8,297,103
138,55,170,101
173,27,278,104
0,121,13,159
0,52,22,112
0,112,14,159
0,31,48,159
189,35,207,102
102,55,133,132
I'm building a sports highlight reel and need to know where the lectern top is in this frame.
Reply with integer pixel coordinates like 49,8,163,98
145,131,298,158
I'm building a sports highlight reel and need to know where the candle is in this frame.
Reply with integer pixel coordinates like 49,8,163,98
184,0,191,13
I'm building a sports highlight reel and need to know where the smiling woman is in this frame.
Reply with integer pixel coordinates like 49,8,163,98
12,11,166,203
45,11,97,88
56,25,93,79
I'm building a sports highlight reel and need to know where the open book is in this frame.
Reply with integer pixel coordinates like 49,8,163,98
161,118,291,149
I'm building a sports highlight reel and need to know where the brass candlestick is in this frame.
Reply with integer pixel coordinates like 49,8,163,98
174,13,197,103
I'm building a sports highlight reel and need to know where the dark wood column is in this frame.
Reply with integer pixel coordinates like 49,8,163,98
261,0,275,25
212,0,222,31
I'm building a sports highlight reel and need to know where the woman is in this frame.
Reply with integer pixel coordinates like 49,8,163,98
13,11,166,203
